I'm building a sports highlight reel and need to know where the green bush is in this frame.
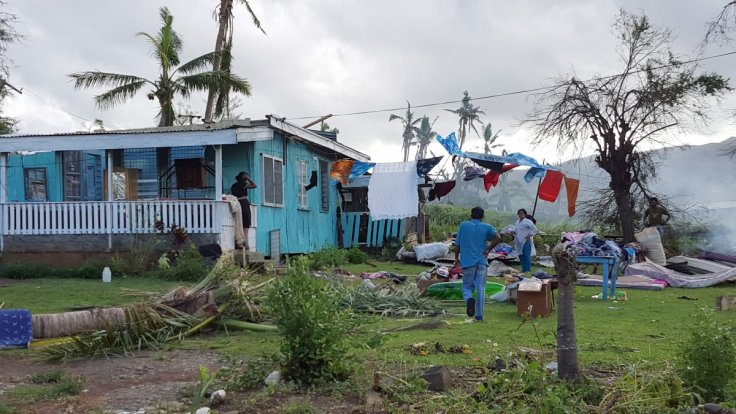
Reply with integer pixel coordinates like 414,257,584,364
345,247,369,264
266,257,354,385
306,246,348,270
154,244,209,281
217,356,277,391
679,309,736,402
0,261,110,280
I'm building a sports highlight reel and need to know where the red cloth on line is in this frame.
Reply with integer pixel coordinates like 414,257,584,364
483,164,519,192
428,180,456,201
564,177,579,217
538,170,564,202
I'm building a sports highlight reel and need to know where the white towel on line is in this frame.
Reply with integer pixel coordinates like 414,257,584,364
368,161,418,220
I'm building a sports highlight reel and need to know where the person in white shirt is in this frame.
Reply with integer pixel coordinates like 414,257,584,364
514,209,538,273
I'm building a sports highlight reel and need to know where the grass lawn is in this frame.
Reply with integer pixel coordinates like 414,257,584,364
0,277,183,313
3,261,735,370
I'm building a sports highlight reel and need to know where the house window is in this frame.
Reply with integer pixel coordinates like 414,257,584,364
62,151,82,201
319,160,329,212
262,155,284,207
297,160,308,209
24,168,47,201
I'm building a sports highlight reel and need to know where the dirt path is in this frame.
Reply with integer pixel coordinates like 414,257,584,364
0,349,223,413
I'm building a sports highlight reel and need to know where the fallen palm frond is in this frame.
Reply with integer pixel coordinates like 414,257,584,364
336,284,445,318
40,303,202,361
217,318,277,332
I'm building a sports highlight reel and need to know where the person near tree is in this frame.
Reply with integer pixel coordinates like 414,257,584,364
515,208,538,273
454,207,501,322
643,197,670,239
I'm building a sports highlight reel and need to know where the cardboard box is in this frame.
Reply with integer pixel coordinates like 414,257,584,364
517,281,553,317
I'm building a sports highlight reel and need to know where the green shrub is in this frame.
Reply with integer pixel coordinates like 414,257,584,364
679,309,736,402
266,257,354,385
0,261,110,280
217,357,277,391
306,246,348,270
154,244,209,281
345,247,369,264
111,237,165,277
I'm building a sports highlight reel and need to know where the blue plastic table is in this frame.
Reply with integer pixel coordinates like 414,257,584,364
576,255,619,300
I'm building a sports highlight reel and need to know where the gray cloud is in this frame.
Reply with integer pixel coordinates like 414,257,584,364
4,0,735,162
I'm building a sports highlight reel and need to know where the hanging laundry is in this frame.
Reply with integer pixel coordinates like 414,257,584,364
524,167,546,183
349,161,375,179
463,166,486,181
428,180,456,201
368,161,419,220
416,156,443,177
330,159,355,184
564,176,580,217
304,170,318,191
539,170,564,202
471,159,505,172
483,172,500,192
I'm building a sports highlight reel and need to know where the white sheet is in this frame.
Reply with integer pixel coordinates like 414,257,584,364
368,161,419,220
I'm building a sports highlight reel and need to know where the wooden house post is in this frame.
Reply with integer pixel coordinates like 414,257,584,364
215,145,223,199
0,152,6,252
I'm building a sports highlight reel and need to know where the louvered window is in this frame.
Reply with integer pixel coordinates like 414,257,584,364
263,155,284,207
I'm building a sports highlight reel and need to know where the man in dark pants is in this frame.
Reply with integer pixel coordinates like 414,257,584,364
454,207,501,322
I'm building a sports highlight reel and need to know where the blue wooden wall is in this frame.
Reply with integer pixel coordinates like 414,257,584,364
341,213,404,248
7,151,106,202
221,133,340,255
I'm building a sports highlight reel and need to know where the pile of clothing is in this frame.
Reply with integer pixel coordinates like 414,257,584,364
561,231,625,263
360,271,407,284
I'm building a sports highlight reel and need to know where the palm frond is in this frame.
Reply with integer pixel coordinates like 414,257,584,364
40,304,202,362
237,0,266,34
175,71,251,97
137,7,182,71
175,51,221,76
93,80,148,110
388,114,405,122
335,285,445,318
69,71,149,90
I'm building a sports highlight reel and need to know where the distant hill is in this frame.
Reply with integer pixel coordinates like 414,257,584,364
447,137,736,221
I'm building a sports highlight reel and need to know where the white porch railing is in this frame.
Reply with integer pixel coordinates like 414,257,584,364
0,201,222,235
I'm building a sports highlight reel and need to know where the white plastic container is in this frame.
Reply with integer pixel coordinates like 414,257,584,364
102,266,112,283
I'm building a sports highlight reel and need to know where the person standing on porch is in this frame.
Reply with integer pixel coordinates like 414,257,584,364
230,172,257,247
515,208,538,274
454,207,501,322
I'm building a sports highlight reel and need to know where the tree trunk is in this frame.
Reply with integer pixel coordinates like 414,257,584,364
613,187,635,243
553,244,579,380
205,0,233,122
32,308,127,339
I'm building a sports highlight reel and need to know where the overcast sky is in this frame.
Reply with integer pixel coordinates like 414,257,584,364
4,0,736,164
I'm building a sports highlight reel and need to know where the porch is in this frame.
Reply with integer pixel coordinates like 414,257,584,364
0,198,257,253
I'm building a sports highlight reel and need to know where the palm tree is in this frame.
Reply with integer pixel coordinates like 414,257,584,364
69,7,251,127
415,116,438,160
445,91,485,150
389,101,422,162
482,122,503,154
204,0,265,122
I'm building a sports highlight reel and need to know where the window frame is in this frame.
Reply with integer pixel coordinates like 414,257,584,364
23,167,48,202
262,154,284,208
297,159,309,209
319,160,329,213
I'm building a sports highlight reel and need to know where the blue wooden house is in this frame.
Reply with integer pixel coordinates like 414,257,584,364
0,116,371,259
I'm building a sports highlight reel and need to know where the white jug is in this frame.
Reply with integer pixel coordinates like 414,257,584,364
102,266,112,283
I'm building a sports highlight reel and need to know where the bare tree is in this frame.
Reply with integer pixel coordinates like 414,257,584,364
0,0,21,133
526,10,730,242
703,1,736,46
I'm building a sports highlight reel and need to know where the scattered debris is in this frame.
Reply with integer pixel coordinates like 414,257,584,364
422,366,451,392
264,370,281,386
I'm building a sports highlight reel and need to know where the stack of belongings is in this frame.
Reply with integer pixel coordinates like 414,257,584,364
416,265,461,294
561,231,625,264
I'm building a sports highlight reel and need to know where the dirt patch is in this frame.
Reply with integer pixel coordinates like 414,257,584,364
0,278,26,287
0,349,223,413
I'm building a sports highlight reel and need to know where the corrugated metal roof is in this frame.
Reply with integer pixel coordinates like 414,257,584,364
0,119,253,138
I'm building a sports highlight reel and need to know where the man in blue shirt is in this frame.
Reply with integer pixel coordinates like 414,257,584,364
454,207,501,321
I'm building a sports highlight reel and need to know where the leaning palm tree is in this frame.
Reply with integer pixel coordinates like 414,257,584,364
69,7,251,127
204,0,265,122
482,122,503,154
415,116,438,160
389,101,422,162
445,91,485,150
